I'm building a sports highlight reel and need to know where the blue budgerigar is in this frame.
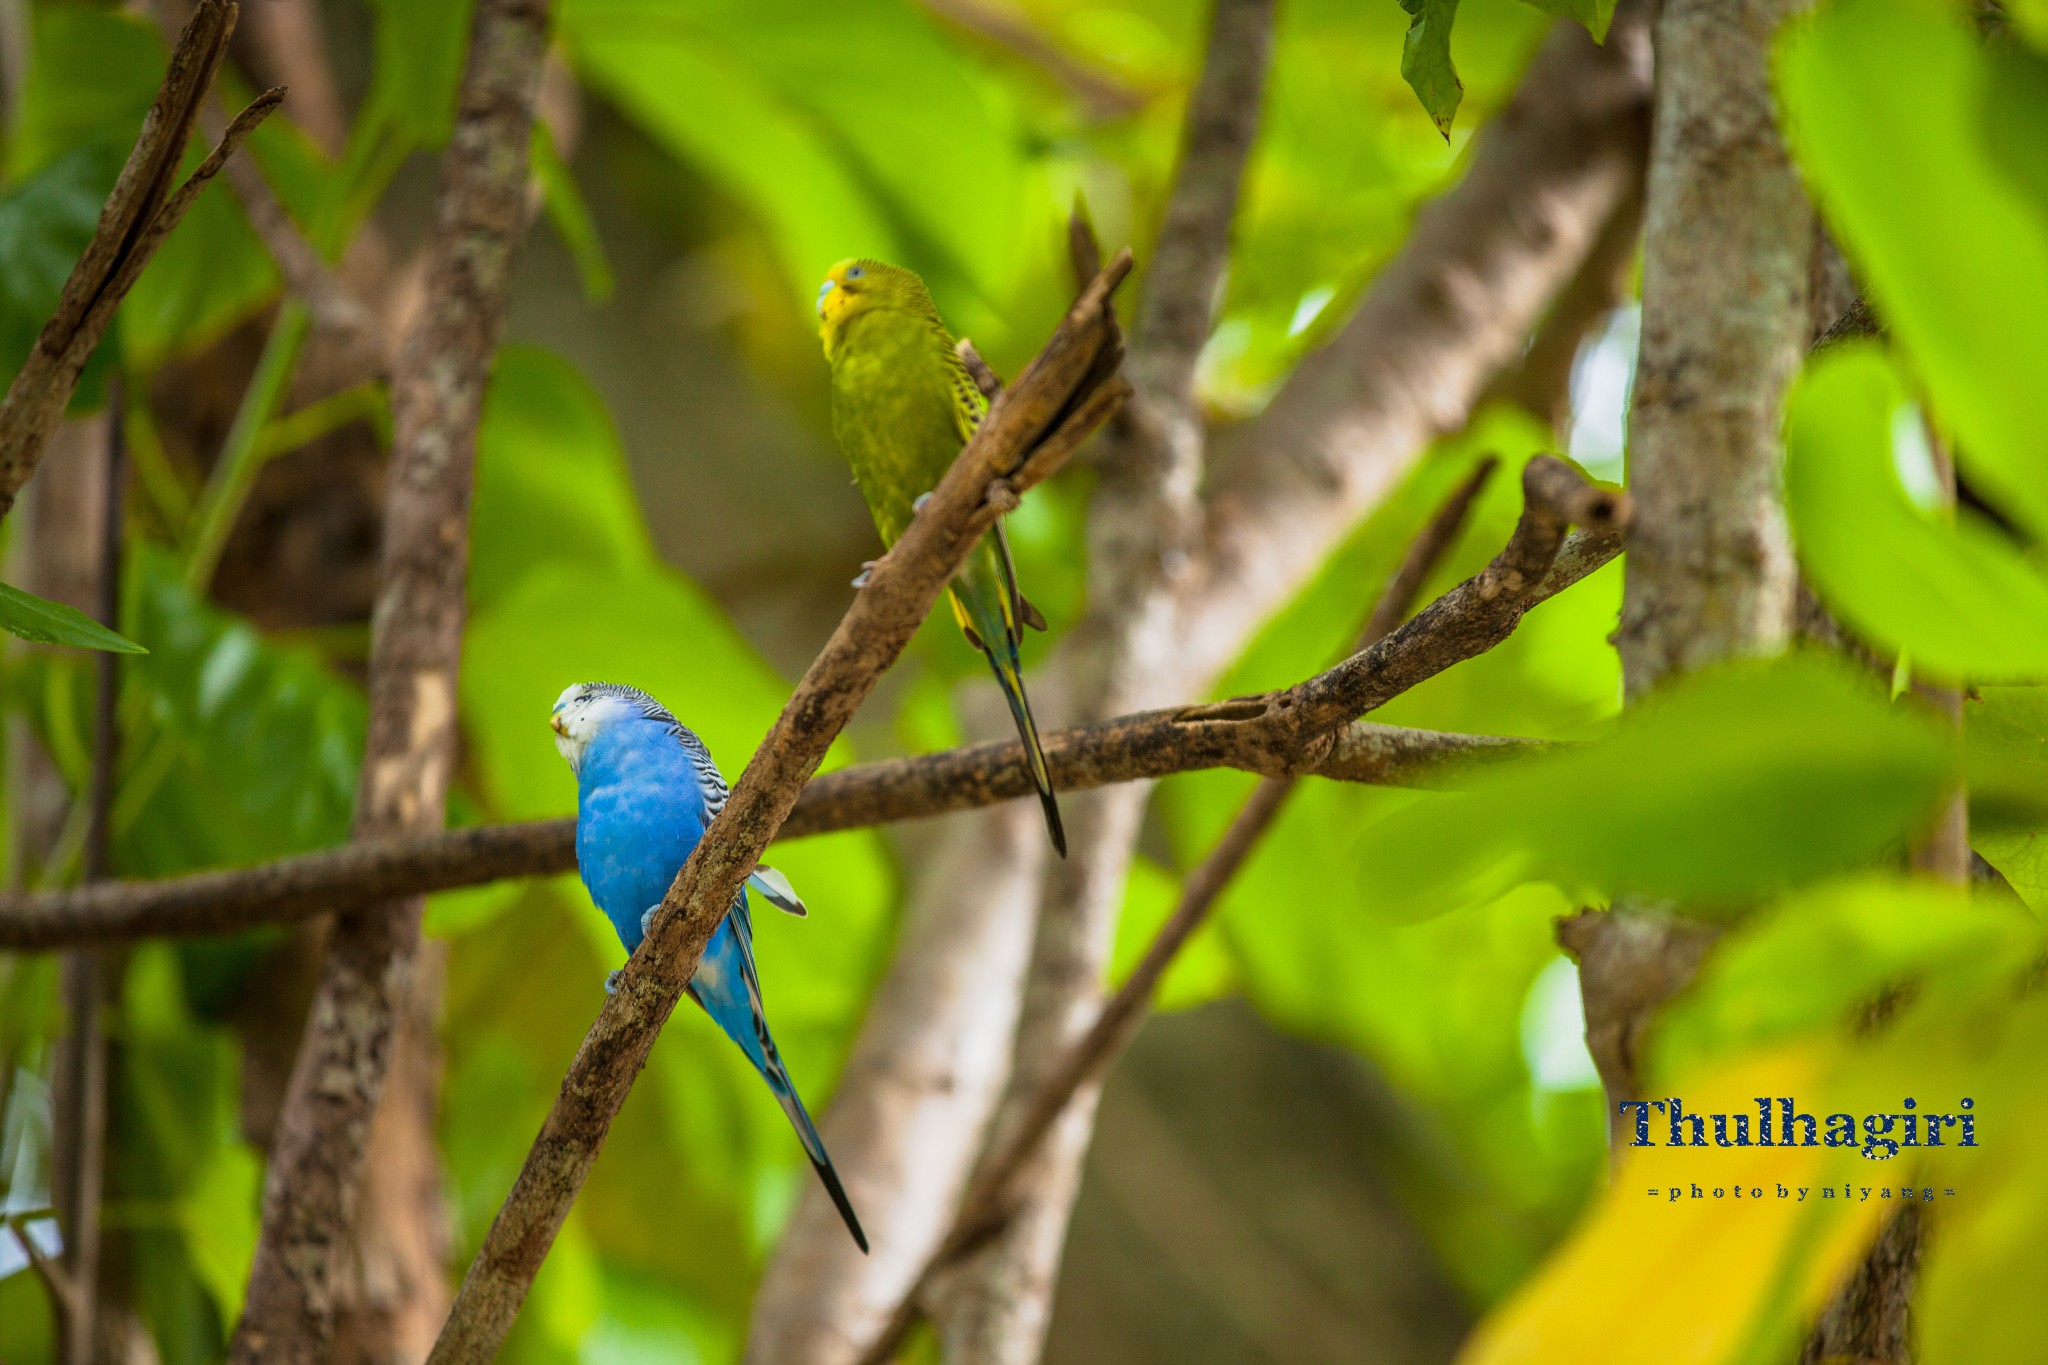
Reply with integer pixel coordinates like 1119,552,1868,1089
551,681,868,1252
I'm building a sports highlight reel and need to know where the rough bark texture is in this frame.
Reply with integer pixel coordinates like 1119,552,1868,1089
744,16,1652,1361
1613,0,1812,694
332,936,455,1365
1800,1190,1923,1363
425,261,1131,1365
226,5,553,1361
929,3,1274,1356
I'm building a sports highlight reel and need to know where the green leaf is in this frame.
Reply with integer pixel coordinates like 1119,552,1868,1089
1654,877,2038,1080
0,143,125,401
1785,345,2048,682
0,580,144,652
1350,655,1957,920
1778,0,2048,540
471,346,657,612
560,0,1027,306
1917,1000,2048,1365
1515,0,1615,43
1108,855,1234,1012
1398,0,1464,139
361,0,478,148
1969,686,2048,910
118,546,365,874
6,7,161,184
532,125,615,302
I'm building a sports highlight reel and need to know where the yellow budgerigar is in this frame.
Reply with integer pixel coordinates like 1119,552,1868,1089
817,258,1065,856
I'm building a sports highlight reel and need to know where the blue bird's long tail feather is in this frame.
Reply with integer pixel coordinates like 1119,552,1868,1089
687,906,868,1253
763,1055,869,1254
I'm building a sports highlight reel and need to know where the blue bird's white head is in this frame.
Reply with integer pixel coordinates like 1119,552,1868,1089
551,681,653,774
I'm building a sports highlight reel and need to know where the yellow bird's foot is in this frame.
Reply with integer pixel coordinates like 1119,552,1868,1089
851,559,878,589
912,492,932,513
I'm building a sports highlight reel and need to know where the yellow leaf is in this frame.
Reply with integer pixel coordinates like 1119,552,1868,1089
1460,1046,1888,1365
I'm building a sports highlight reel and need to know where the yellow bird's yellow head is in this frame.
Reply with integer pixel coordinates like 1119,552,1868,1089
817,258,942,358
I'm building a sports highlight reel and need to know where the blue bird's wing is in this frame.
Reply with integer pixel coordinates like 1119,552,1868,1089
686,890,868,1252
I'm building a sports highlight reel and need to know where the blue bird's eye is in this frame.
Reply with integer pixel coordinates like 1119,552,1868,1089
847,264,866,280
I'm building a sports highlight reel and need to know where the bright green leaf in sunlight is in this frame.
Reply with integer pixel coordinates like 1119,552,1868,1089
0,580,144,653
1515,0,1615,42
532,125,617,302
1918,1000,2048,1365
179,1140,263,1323
2010,0,2048,48
119,546,364,873
1352,654,1956,920
1785,345,2048,681
1654,877,2042,1081
1398,0,1463,138
470,345,656,612
560,0,1027,306
1969,685,2048,909
1778,0,2048,540
1109,856,1234,1012
7,7,160,183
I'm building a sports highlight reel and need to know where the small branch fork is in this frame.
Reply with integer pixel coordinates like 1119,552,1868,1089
0,0,281,521
420,254,1135,1365
0,488,1621,953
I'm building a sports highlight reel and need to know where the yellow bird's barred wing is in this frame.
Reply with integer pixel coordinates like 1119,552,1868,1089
944,343,989,446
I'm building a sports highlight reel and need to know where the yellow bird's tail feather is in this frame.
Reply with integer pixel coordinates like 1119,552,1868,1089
949,581,1066,857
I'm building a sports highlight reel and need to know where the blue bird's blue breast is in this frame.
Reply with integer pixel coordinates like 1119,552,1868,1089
574,720,715,952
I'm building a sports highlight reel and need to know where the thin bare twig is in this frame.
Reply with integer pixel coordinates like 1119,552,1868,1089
422,254,1133,1365
0,0,280,520
227,4,554,1361
856,450,1503,1365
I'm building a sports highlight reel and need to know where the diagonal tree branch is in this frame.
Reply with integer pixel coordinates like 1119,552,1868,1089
0,0,281,522
423,257,1134,1365
227,4,554,1360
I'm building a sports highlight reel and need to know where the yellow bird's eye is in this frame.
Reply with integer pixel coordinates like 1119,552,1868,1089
847,264,865,280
